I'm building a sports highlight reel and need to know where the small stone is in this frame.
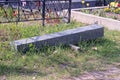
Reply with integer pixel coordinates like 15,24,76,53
53,50,58,54
92,47,98,51
33,65,38,69
32,76,36,80
22,56,26,59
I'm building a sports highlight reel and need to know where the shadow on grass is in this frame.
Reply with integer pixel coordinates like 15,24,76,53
96,38,119,57
65,38,120,76
78,38,120,61
0,64,47,76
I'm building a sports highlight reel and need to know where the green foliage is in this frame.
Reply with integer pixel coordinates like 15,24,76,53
0,7,4,17
80,9,90,14
0,7,13,18
80,8,120,20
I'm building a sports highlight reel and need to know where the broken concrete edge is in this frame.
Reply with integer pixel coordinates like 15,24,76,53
72,6,107,11
10,24,104,52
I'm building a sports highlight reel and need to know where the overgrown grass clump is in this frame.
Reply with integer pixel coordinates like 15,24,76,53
0,21,84,40
0,22,120,80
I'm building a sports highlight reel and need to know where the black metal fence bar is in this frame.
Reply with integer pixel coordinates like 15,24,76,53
42,0,45,26
68,0,71,23
0,0,71,26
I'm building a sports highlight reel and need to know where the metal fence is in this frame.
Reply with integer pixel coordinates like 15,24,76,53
0,0,71,26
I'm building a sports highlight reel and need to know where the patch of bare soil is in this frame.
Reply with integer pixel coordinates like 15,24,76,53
0,75,6,80
64,65,120,80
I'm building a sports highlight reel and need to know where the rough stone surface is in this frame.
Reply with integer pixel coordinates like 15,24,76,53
11,24,104,52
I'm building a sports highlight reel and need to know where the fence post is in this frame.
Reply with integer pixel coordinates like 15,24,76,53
42,0,46,26
68,0,71,23
17,0,20,23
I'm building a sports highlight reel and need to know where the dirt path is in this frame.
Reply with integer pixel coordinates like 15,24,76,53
64,67,120,80
0,64,120,80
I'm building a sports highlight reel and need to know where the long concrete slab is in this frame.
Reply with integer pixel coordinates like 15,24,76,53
11,24,104,52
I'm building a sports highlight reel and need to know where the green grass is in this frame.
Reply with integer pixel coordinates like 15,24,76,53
0,22,120,80
0,21,85,40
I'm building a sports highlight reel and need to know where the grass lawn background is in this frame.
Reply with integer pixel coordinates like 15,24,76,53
0,21,120,80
